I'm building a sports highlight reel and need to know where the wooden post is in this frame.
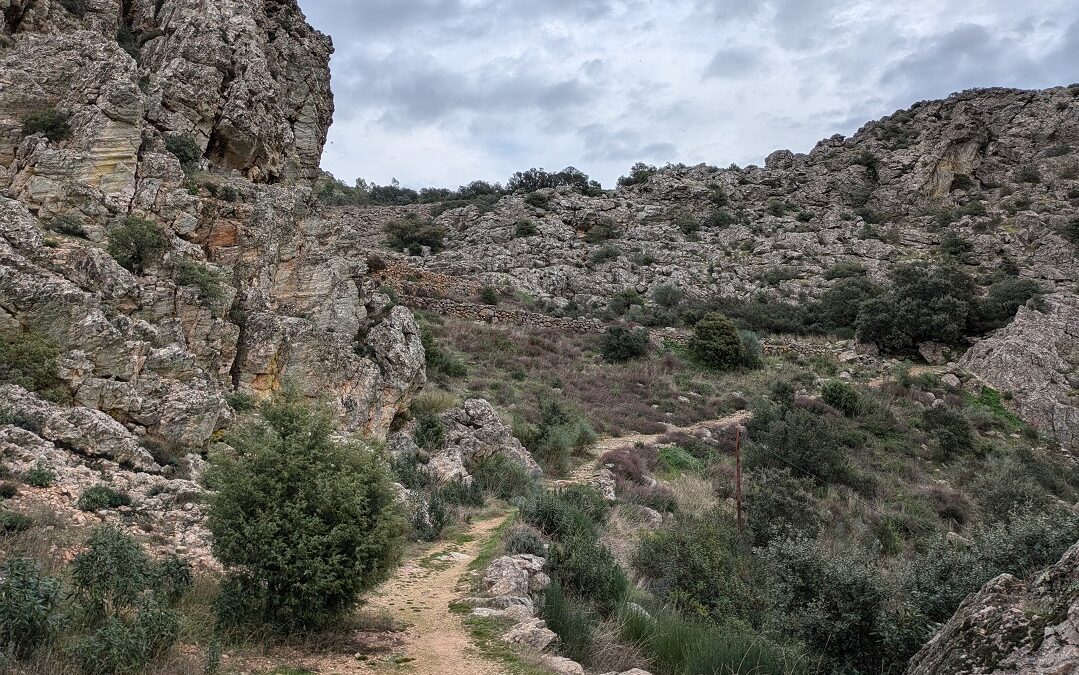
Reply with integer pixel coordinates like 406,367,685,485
735,426,744,533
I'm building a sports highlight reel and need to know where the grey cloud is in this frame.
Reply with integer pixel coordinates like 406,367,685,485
578,124,676,163
703,47,759,79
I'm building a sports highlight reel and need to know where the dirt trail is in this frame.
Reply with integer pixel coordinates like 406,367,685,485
560,410,754,484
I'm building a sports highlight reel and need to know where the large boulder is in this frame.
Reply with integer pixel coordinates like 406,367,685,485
429,398,542,482
906,540,1079,674
960,292,1079,449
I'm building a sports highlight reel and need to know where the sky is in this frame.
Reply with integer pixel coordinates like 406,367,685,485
297,0,1079,190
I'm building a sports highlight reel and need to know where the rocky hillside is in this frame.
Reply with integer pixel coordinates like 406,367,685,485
333,85,1079,449
0,0,425,563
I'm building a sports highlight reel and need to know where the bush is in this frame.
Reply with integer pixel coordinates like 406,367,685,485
688,313,748,370
470,454,536,500
1014,164,1041,183
173,259,226,304
974,277,1042,332
821,380,861,417
617,162,658,187
745,468,821,546
0,558,63,658
384,214,446,255
46,214,88,237
855,263,978,354
420,330,468,381
77,485,131,512
1060,217,1079,244
164,133,201,173
0,481,17,499
22,108,71,142
514,396,596,475
540,581,594,663
514,219,538,237
478,285,500,305
519,490,597,541
438,479,485,508
72,604,181,675
746,407,856,487
0,509,32,533
590,244,621,263
206,388,406,632
548,534,627,615
0,326,65,402
816,277,881,330
524,192,550,208
599,325,650,363
23,463,56,488
762,538,922,674
633,514,759,623
703,209,738,228
922,405,974,457
107,217,167,274
503,525,546,556
556,485,610,524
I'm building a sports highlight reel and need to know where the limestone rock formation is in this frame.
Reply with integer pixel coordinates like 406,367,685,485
960,292,1079,450
906,540,1079,674
427,398,543,483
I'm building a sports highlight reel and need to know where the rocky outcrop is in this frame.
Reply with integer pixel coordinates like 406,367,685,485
906,540,1079,674
960,293,1079,450
427,399,543,483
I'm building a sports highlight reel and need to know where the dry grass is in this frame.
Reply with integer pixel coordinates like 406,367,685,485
667,474,718,518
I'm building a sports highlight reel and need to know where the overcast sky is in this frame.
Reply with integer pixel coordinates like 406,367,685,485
297,0,1079,190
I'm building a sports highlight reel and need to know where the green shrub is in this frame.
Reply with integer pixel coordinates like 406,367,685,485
513,396,595,475
617,162,658,187
206,388,405,632
939,231,973,258
72,603,181,675
821,380,861,416
816,277,881,330
540,581,594,664
745,468,821,546
590,244,621,263
0,509,32,533
164,133,201,173
46,214,88,237
107,216,167,274
762,538,922,674
599,325,650,363
0,558,63,658
974,277,1043,332
688,312,748,370
438,479,485,508
633,514,759,623
922,405,974,457
703,209,738,228
0,481,17,499
0,326,65,402
556,485,609,524
503,525,546,556
514,219,538,237
608,288,644,316
470,454,536,500
23,464,55,488
411,490,448,542
548,534,627,615
1014,164,1041,183
478,285,500,305
173,259,225,304
519,490,597,540
420,330,468,381
523,192,550,208
22,108,71,142
746,407,856,487
383,214,446,255
657,445,703,474
77,485,131,512
855,263,978,354
225,391,257,412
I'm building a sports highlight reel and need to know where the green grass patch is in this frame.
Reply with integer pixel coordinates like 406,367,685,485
967,386,1026,432
658,445,705,475
468,511,516,574
462,615,556,675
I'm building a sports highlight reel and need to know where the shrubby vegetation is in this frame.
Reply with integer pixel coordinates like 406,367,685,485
106,216,168,274
599,326,650,363
383,213,446,255
206,388,405,633
22,108,71,142
0,326,66,402
0,527,191,673
513,395,596,475
164,133,201,173
173,259,226,305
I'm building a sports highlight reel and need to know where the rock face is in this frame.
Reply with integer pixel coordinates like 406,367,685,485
960,292,1079,450
906,540,1079,674
0,0,424,558
427,398,543,483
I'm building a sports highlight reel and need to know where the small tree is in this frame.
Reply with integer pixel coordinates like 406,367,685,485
599,326,650,363
106,217,167,274
164,133,201,173
206,388,405,632
383,214,446,255
22,108,71,142
688,313,747,370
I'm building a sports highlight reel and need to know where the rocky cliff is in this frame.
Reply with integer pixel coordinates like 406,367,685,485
0,0,424,562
